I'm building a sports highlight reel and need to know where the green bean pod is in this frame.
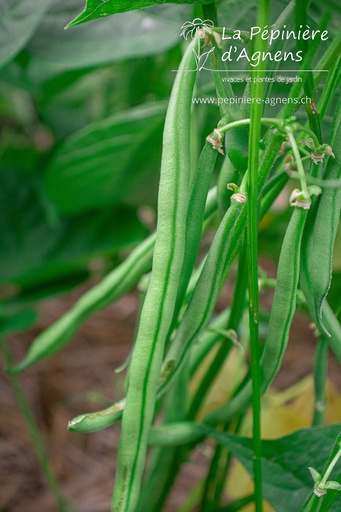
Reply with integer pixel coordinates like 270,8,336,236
204,205,308,425
67,304,228,435
189,308,230,377
148,422,205,447
111,38,197,512
11,234,155,374
171,141,217,328
67,193,218,435
158,134,284,393
300,113,341,338
158,199,246,393
260,206,308,387
217,114,249,174
69,134,282,433
68,399,125,433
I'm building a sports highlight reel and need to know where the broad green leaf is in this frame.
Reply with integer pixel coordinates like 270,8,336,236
68,0,211,27
3,269,91,305
45,102,166,214
0,167,147,287
207,425,341,512
0,0,53,68
0,310,38,336
27,0,189,71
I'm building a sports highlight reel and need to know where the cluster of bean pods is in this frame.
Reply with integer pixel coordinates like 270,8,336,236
10,23,341,512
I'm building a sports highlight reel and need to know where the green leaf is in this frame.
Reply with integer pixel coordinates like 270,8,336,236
0,0,53,68
0,168,147,287
3,269,92,307
308,467,322,484
325,481,341,491
27,0,189,71
0,310,38,336
45,102,166,214
206,425,341,512
68,0,211,27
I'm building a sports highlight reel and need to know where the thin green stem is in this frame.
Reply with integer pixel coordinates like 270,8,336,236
318,57,341,119
301,494,323,512
1,339,68,512
312,337,328,426
218,116,319,147
218,494,255,512
286,128,310,198
246,1,270,510
210,416,245,510
319,446,341,488
319,473,341,512
200,429,229,512
295,0,325,143
218,117,281,134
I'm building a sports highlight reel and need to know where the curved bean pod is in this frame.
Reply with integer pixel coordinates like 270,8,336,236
68,399,125,433
11,234,155,373
67,191,218,435
300,111,341,338
171,141,217,329
260,206,308,387
158,199,246,395
217,114,249,174
204,205,308,425
157,132,284,395
111,38,198,512
67,306,228,435
68,132,284,436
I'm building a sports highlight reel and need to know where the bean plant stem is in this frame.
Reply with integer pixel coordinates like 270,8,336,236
286,128,310,198
320,445,341,488
218,117,319,148
1,339,68,512
247,1,270,510
312,337,328,426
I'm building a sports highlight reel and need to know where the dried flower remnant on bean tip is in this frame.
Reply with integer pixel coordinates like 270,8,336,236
289,185,322,209
279,141,288,155
310,102,319,115
196,28,212,47
300,138,335,164
206,128,224,155
284,154,296,173
227,183,247,204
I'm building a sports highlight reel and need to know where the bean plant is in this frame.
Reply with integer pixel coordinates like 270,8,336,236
1,0,341,511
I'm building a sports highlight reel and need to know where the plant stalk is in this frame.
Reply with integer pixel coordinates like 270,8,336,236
246,0,270,510
1,339,68,512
